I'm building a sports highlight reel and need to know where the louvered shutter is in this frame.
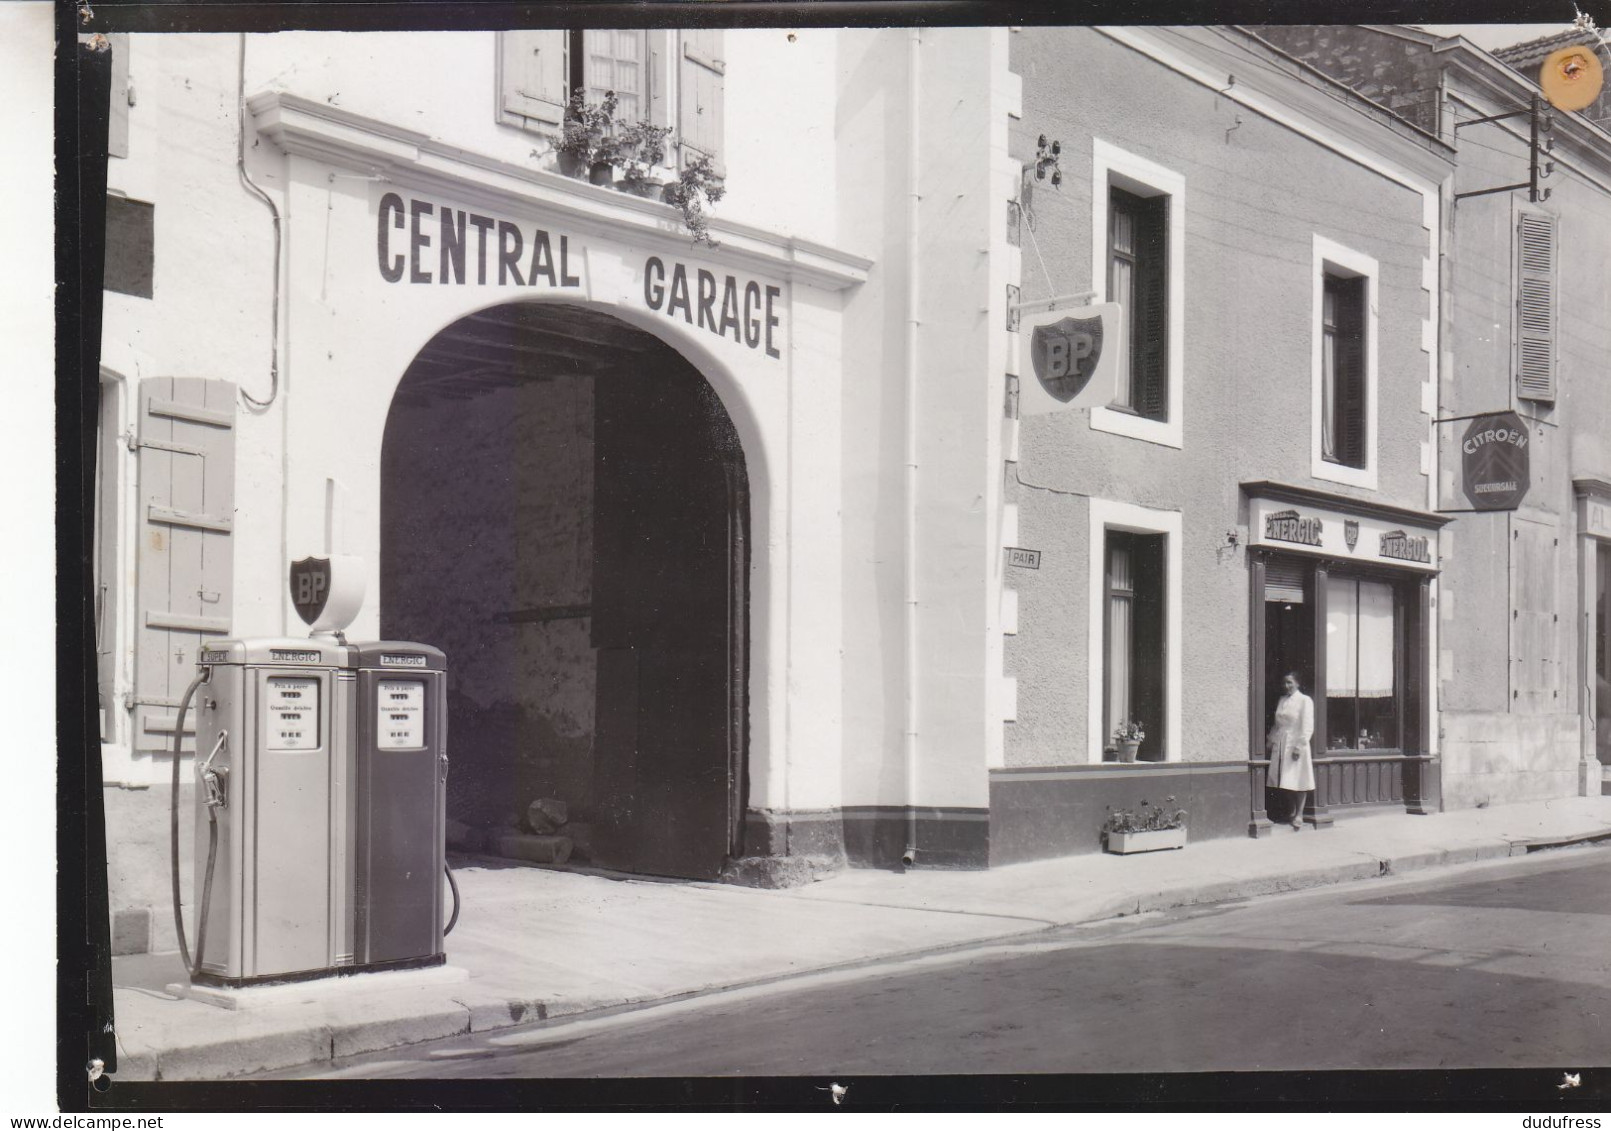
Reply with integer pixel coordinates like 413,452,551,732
1335,275,1367,468
678,29,725,174
1264,557,1308,604
1134,195,1169,420
499,30,570,131
1516,212,1556,403
133,378,235,754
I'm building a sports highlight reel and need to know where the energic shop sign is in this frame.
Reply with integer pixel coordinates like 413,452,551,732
1461,411,1531,511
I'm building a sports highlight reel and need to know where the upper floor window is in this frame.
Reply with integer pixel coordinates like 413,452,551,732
498,30,724,172
1107,186,1168,421
1321,272,1367,469
1089,140,1184,449
1310,235,1378,491
578,30,649,123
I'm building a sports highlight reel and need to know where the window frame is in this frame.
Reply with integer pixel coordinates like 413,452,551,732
1087,498,1182,763
1089,140,1185,449
496,29,675,135
1310,234,1379,490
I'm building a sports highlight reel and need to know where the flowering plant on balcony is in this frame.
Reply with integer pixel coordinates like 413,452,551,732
1101,796,1187,836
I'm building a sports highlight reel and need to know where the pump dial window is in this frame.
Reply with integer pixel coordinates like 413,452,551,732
266,677,320,751
377,679,425,749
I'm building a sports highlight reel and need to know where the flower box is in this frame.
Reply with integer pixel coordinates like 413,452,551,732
1105,827,1188,854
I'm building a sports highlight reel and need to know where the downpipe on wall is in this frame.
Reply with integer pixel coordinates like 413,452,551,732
902,28,922,869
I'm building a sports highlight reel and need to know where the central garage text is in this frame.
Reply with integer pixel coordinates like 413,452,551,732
644,256,782,359
377,194,582,289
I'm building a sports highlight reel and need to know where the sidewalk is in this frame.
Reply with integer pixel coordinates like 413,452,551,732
110,795,1611,1080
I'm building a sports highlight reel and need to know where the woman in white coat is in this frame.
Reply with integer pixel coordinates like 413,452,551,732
1266,671,1316,830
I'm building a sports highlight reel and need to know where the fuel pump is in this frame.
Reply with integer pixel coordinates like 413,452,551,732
352,642,449,970
179,637,358,984
168,556,456,989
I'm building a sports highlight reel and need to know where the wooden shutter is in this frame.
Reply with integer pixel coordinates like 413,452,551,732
678,29,725,173
1516,212,1556,403
1510,517,1559,712
499,30,570,131
1334,275,1367,468
133,377,235,754
108,33,129,159
1134,194,1169,421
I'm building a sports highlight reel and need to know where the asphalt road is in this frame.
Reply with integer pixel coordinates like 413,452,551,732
284,847,1611,1077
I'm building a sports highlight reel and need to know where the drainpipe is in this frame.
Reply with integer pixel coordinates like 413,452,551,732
902,29,922,868
234,34,290,631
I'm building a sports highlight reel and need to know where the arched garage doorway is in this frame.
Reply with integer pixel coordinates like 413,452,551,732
381,302,750,881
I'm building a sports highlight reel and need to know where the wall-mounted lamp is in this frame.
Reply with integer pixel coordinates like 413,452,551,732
1034,134,1062,187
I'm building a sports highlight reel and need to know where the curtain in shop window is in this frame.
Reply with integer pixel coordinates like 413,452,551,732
1107,544,1133,733
1356,579,1395,698
1321,286,1337,461
1326,574,1357,696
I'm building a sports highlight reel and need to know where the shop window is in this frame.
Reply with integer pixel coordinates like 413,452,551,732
1321,273,1366,469
1516,211,1556,403
497,30,722,171
1107,187,1168,421
1310,236,1377,490
1103,531,1166,760
1324,575,1400,751
1089,140,1184,449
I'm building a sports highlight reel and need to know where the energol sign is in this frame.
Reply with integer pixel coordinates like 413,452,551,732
1460,411,1531,511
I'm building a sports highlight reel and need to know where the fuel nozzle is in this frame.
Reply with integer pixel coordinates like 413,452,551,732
198,730,230,810
201,766,229,810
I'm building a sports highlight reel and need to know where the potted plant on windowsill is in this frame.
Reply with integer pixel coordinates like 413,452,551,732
661,151,726,247
555,88,621,184
550,89,723,244
1111,721,1145,763
1101,796,1188,855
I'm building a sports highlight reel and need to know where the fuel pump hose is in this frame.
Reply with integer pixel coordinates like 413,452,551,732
444,863,460,936
169,667,218,978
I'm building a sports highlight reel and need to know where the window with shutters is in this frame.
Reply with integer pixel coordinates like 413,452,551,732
1321,273,1367,469
1090,140,1184,449
1310,236,1378,491
1515,211,1556,403
1107,188,1167,420
497,30,722,172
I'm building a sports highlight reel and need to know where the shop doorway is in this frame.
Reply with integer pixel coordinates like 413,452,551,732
1262,556,1315,734
1598,544,1609,765
381,302,749,881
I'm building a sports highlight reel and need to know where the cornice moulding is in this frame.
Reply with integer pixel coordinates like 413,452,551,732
247,90,872,292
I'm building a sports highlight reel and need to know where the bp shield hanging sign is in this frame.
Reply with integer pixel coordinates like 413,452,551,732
1017,302,1122,416
1460,411,1531,511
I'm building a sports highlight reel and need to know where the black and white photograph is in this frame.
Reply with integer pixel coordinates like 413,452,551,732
26,0,1611,1114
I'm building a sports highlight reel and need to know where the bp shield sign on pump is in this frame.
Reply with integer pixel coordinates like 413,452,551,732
1016,302,1122,416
